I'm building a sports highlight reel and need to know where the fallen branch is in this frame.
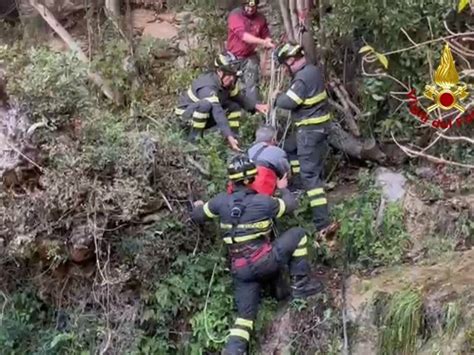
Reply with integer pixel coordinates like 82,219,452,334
392,133,474,169
29,0,122,105
186,156,210,177
436,132,474,144
159,190,173,212
328,80,360,137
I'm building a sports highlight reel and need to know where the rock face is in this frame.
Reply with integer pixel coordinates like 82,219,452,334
347,249,474,355
375,167,407,202
142,21,179,40
131,9,157,32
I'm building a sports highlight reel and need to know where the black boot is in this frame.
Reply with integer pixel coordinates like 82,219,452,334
222,341,248,355
266,271,291,301
291,275,324,299
188,129,203,143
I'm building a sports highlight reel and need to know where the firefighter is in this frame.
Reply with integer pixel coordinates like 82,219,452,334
273,43,339,239
192,154,321,355
282,132,304,192
226,0,274,103
175,52,268,151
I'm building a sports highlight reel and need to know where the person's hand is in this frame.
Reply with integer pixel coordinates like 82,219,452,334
255,103,269,115
262,37,275,49
277,173,288,190
193,200,204,207
227,135,242,152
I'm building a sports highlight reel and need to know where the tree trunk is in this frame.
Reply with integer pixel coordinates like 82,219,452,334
297,0,317,64
278,0,295,42
105,0,120,17
328,122,386,163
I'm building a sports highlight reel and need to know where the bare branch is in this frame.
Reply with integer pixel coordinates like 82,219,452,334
382,31,474,56
392,133,474,169
436,132,474,144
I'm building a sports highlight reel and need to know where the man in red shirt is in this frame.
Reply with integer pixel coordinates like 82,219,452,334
226,0,275,104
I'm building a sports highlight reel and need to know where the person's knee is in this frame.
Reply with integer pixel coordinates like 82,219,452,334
287,227,306,240
197,100,212,113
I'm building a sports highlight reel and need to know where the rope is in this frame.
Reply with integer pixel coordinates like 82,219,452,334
204,256,228,344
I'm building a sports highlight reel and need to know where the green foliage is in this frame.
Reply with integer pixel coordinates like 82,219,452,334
443,301,462,338
378,289,424,355
323,0,452,139
138,252,232,353
334,170,410,267
0,292,95,354
0,20,22,46
164,47,210,95
1,46,90,126
81,110,127,172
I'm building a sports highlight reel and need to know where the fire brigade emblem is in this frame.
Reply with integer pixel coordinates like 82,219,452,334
424,44,469,113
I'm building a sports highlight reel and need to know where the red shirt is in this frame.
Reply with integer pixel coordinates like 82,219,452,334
226,8,270,59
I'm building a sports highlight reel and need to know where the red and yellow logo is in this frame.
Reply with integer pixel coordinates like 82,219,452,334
406,44,473,129
423,44,468,113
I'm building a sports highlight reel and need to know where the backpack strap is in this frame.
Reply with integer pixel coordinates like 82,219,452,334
249,143,268,162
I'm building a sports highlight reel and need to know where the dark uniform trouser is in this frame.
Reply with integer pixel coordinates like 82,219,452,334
224,227,310,353
282,132,301,179
240,55,260,104
179,100,242,141
296,125,330,231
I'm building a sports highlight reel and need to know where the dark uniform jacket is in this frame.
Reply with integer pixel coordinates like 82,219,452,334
176,72,256,137
275,63,331,127
192,187,297,246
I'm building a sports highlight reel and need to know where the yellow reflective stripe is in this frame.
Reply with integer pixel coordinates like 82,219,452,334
229,121,240,128
307,188,324,197
229,328,250,341
223,231,268,244
205,96,219,103
220,220,272,230
293,247,308,257
310,198,328,207
292,167,300,173
229,172,244,179
235,318,253,329
187,88,199,102
175,108,185,115
290,160,300,166
192,122,206,128
286,90,303,104
227,111,241,119
203,202,217,218
295,114,331,127
192,111,209,119
276,198,286,218
229,168,256,180
297,236,308,247
303,91,328,105
288,45,301,56
230,85,240,97
278,43,290,57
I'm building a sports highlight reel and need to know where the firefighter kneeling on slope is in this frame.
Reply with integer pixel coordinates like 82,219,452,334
192,155,322,355
273,42,340,241
175,52,268,152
